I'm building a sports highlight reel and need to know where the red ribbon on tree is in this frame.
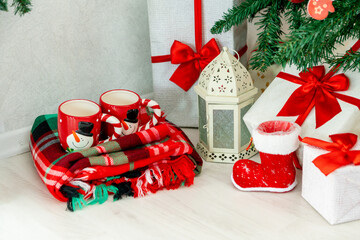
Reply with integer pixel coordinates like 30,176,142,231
151,0,247,92
276,40,360,128
301,133,360,176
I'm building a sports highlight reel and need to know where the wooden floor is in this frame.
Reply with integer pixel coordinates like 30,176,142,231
1,128,360,240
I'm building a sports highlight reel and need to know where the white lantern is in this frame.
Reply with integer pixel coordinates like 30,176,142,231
194,47,258,163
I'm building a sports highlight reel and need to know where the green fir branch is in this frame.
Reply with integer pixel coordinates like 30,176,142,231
250,0,286,71
0,0,8,12
11,0,31,16
211,0,360,72
285,1,307,31
0,0,31,15
210,0,272,34
275,0,360,71
11,0,31,15
327,51,360,72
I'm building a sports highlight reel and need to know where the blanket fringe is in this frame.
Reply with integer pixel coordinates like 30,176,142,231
112,182,134,201
62,157,195,212
132,157,196,198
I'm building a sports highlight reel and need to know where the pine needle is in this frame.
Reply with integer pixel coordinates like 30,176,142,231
11,0,31,16
0,0,8,11
211,0,360,72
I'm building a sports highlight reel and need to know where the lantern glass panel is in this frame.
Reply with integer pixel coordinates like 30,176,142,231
213,109,234,149
198,96,208,145
240,104,252,147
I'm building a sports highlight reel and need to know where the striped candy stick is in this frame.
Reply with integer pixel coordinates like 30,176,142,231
98,113,123,144
138,99,162,131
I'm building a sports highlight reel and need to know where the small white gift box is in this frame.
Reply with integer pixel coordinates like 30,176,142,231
147,0,247,127
302,138,360,225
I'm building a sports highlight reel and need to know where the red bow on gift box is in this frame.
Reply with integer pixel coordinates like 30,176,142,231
151,0,246,92
277,40,360,128
301,133,360,175
150,0,220,92
168,39,220,91
152,38,220,92
277,66,360,128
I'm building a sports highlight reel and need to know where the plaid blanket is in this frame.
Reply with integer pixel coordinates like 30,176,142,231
30,114,202,211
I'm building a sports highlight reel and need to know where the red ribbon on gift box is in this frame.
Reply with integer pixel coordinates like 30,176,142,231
301,133,360,176
276,40,360,128
151,0,247,92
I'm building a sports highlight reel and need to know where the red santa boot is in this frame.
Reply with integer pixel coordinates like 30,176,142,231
232,121,301,192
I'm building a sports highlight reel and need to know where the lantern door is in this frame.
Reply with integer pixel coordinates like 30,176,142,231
198,96,209,147
208,104,239,153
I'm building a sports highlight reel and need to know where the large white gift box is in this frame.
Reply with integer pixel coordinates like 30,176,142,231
243,64,360,162
302,140,360,225
147,0,247,127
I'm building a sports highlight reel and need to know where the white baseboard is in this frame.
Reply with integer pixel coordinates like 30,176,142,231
0,126,32,160
0,92,156,160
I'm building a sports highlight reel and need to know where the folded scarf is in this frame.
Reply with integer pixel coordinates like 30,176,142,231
30,114,202,211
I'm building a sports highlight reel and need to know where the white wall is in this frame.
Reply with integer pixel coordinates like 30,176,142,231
0,0,153,135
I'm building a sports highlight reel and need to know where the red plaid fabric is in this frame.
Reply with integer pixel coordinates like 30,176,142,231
30,114,202,210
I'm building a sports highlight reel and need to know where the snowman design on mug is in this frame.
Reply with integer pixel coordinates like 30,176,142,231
58,90,163,152
58,99,125,152
62,108,142,152
100,89,163,138
66,122,94,152
121,109,139,136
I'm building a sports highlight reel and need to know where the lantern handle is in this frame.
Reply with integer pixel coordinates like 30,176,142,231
222,47,240,66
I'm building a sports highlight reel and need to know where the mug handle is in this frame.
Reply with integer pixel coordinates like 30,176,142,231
98,113,123,144
138,99,162,131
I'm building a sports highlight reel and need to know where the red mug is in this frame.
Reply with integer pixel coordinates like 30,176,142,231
100,89,162,136
58,99,122,152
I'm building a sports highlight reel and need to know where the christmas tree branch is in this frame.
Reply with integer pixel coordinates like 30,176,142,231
11,0,31,16
327,51,360,72
285,1,307,31
210,0,272,34
250,0,286,71
275,1,360,71
0,0,8,11
1,0,31,15
212,0,360,72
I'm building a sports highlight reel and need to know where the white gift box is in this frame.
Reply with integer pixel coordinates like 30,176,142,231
302,142,360,225
147,0,247,127
243,64,360,162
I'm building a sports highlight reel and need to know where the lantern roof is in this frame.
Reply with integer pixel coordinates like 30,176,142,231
197,47,255,97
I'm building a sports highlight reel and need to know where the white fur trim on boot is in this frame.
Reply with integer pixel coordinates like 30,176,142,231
252,121,301,155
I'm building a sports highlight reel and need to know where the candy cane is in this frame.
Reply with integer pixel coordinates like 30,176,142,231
138,99,162,131
99,113,123,143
